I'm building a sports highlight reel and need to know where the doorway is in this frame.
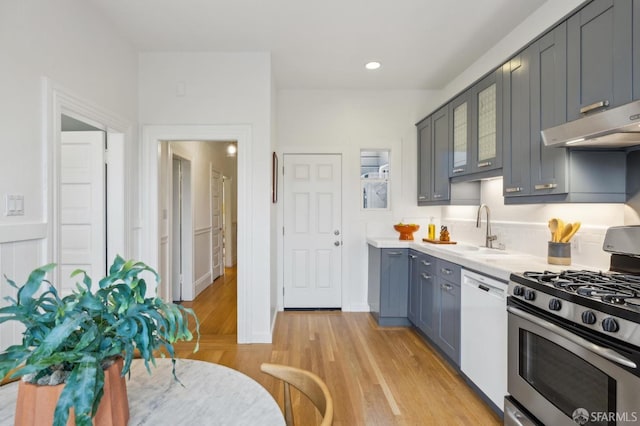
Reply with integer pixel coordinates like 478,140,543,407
162,141,236,304
55,111,126,294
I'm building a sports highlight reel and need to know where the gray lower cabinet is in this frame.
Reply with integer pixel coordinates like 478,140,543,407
407,252,461,366
411,251,436,339
435,259,461,366
368,246,410,326
567,0,633,121
503,21,627,204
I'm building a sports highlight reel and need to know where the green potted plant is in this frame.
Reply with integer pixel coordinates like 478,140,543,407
0,255,199,426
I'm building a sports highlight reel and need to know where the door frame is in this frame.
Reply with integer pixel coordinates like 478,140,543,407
141,125,253,343
44,78,130,282
168,147,194,302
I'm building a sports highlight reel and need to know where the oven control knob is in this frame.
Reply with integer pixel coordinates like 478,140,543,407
602,318,619,333
581,311,597,325
524,289,536,301
513,286,524,296
548,298,562,311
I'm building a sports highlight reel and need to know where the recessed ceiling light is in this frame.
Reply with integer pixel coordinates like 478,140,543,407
365,61,381,70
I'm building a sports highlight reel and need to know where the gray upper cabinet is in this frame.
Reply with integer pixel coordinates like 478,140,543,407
417,117,432,204
470,70,503,177
432,106,451,201
502,48,533,197
503,20,627,204
449,91,471,177
449,70,502,181
567,0,633,121
417,106,450,205
634,0,640,100
504,23,569,198
530,24,569,195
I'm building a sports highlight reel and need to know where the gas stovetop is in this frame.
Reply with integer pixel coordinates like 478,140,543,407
524,270,640,307
510,270,640,348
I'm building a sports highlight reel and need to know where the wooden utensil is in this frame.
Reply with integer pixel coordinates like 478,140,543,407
555,219,565,243
560,222,573,243
548,218,559,242
561,221,581,243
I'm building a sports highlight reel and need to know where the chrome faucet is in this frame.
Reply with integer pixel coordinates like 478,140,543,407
476,204,497,248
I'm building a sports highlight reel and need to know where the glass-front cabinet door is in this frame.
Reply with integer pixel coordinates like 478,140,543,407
471,70,502,175
449,91,471,177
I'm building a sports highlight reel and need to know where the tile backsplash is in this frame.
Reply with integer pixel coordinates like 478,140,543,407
442,218,611,270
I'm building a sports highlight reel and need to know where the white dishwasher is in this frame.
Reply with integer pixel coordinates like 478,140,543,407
460,268,507,410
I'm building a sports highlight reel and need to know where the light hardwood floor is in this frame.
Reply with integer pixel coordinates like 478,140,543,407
173,267,502,425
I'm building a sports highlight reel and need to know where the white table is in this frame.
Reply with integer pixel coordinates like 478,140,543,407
0,358,285,426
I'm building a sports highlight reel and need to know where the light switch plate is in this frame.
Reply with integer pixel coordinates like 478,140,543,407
5,194,24,216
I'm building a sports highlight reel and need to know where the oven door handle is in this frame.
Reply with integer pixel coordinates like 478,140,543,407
508,306,637,369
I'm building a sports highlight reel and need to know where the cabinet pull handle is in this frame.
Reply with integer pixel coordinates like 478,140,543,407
505,187,522,193
421,260,431,266
452,168,465,174
418,195,427,200
421,273,432,280
387,252,402,256
477,161,492,168
580,100,610,114
441,283,453,291
441,268,452,275
409,254,417,259
534,183,557,190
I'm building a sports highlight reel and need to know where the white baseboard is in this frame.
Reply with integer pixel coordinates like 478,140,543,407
342,303,370,312
194,272,212,297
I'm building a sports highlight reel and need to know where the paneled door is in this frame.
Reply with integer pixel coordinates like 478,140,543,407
210,167,223,281
283,154,342,308
59,131,106,294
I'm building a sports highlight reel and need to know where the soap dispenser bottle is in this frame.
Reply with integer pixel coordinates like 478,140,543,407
428,217,436,240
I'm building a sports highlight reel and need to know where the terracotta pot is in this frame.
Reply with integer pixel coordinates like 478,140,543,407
14,358,129,426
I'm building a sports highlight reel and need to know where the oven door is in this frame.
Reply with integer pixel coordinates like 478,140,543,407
507,300,640,426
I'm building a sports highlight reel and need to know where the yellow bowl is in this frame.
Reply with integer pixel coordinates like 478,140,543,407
393,224,420,240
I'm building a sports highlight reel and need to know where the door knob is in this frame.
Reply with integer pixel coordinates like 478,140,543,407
334,241,340,246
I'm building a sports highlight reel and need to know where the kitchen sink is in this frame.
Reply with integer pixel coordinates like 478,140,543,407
430,243,528,260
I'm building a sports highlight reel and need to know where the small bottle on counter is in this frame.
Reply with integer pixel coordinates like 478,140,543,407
428,217,436,240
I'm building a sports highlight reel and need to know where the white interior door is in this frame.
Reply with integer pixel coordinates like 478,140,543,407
211,167,223,280
283,154,342,308
59,131,106,294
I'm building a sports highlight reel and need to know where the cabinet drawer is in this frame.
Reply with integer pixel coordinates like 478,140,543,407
417,253,436,274
437,259,460,283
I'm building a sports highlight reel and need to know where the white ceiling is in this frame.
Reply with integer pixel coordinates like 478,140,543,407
87,0,548,90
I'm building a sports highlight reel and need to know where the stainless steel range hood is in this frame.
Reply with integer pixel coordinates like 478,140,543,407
541,100,640,148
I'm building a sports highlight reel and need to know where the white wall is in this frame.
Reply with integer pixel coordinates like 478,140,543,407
0,0,138,352
138,52,274,342
277,89,439,310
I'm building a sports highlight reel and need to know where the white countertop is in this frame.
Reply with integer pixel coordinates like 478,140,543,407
367,237,589,282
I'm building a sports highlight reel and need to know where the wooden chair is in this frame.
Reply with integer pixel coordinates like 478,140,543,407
260,363,333,426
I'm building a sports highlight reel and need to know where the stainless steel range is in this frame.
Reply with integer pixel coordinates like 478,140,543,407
504,226,640,426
